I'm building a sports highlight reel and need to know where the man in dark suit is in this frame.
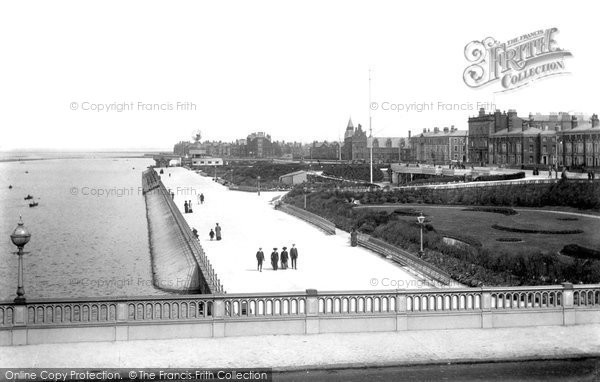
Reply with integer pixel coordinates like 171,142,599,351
256,247,265,272
290,244,298,269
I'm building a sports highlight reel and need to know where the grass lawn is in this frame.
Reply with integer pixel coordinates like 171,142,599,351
356,204,600,255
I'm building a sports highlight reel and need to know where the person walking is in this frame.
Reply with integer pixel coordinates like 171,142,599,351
280,247,289,270
215,223,222,240
184,200,189,213
188,200,193,213
192,227,199,239
290,244,298,269
271,248,279,271
256,248,265,272
200,193,205,204
209,229,215,241
197,194,201,205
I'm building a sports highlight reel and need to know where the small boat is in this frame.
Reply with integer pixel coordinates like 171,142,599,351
8,185,12,189
25,171,29,174
29,201,38,207
24,194,33,200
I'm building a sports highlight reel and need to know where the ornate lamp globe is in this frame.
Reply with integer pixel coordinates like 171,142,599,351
11,217,31,248
417,215,425,225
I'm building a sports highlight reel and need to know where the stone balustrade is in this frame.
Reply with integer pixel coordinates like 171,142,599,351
1,284,598,345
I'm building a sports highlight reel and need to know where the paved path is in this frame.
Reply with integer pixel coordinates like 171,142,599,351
160,168,426,293
2,325,599,369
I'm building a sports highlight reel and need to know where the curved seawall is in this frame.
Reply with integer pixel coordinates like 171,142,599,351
142,169,223,294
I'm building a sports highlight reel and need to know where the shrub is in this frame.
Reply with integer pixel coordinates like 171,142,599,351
561,244,600,260
322,164,384,182
474,172,526,182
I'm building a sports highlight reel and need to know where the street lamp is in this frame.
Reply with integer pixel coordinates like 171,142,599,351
303,186,308,209
10,216,31,304
417,214,425,257
555,139,562,179
257,175,261,196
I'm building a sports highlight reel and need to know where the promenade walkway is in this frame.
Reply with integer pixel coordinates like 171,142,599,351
2,324,599,369
160,168,427,293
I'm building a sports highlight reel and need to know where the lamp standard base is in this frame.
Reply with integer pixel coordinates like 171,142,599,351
14,296,26,305
418,250,424,258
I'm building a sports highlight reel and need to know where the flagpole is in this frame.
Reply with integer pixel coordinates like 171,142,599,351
369,68,373,184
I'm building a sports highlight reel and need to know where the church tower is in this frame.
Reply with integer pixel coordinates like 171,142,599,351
344,117,355,139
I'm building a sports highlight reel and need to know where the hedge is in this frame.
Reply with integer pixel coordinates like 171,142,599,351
474,171,526,182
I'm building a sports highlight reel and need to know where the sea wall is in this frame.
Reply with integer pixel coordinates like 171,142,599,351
142,169,221,294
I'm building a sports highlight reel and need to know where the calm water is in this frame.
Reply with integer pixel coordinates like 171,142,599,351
0,153,167,300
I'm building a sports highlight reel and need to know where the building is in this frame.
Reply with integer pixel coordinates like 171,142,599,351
367,137,406,163
342,118,406,163
189,147,223,167
246,132,273,158
411,126,468,164
471,108,600,168
173,141,192,157
279,170,308,185
310,141,341,160
343,118,368,161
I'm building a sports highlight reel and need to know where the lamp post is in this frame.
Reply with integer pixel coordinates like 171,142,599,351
303,186,307,209
257,176,261,196
555,139,562,179
417,214,425,257
11,216,31,304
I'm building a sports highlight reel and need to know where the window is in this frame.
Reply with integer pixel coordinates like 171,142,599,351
529,156,533,164
454,145,458,152
529,145,533,152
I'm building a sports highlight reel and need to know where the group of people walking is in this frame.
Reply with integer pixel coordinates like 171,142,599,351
255,245,298,272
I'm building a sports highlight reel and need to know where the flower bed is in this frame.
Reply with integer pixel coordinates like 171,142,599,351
491,224,583,235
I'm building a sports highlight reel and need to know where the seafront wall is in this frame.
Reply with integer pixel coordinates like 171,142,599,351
142,169,222,294
1,284,599,345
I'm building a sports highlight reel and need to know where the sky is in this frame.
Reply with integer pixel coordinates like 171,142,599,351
0,0,598,151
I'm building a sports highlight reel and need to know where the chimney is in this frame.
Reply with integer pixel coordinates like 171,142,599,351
555,124,561,132
434,127,440,133
572,115,578,129
479,107,485,117
443,126,449,133
408,130,411,138
592,114,599,127
451,125,456,132
423,128,427,133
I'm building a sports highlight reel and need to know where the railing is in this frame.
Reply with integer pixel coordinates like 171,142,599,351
357,234,455,287
159,180,224,294
277,203,336,235
1,284,597,329
573,286,600,307
317,291,398,315
224,293,307,318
